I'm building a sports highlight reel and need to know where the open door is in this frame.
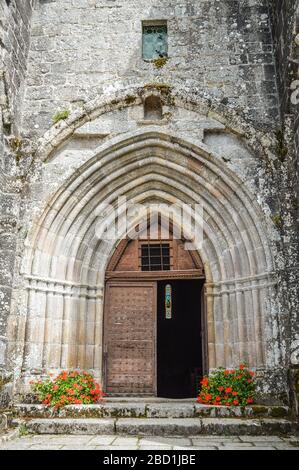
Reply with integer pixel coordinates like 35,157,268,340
157,279,203,398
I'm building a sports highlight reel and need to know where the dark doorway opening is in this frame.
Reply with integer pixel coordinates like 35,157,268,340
157,279,203,398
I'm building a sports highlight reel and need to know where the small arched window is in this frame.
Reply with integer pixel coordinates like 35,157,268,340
144,95,163,121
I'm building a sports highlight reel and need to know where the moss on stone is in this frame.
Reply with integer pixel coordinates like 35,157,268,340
0,376,11,390
9,137,24,163
144,83,172,93
251,405,269,415
272,214,282,228
270,406,288,418
275,129,288,160
52,109,70,124
152,57,169,69
124,95,136,105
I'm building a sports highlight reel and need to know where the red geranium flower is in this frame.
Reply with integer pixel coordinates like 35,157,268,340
200,377,209,387
225,387,232,393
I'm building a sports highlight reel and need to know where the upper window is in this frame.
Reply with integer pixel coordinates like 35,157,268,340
142,22,168,60
140,242,171,271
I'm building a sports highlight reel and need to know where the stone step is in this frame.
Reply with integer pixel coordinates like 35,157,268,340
14,417,296,436
14,403,291,420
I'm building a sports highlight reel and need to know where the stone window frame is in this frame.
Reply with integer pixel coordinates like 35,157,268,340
142,19,168,61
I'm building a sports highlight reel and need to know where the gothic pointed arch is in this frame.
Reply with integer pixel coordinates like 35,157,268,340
16,128,280,389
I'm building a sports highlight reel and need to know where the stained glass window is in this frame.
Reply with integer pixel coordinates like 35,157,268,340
142,23,168,60
165,284,172,319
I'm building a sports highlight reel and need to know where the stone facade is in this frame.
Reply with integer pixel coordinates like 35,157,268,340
271,0,299,414
0,0,35,404
0,0,298,409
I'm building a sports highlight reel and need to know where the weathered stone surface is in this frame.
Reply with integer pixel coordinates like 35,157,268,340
0,0,297,416
200,418,296,436
146,403,195,418
61,403,147,419
14,402,291,420
1,432,299,450
116,418,203,436
18,418,115,435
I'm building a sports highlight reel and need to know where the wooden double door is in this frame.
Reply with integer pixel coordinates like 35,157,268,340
103,279,204,397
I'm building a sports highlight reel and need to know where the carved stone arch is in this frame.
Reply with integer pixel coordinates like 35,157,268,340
34,84,276,164
11,127,281,398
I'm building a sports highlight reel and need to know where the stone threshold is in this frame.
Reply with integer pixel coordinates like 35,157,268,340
14,403,291,420
12,417,296,436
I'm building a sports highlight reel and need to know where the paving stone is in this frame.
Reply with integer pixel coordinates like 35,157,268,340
27,444,65,450
249,441,293,447
221,445,258,450
94,446,138,450
139,437,192,446
282,436,299,443
1,434,299,450
60,445,98,450
88,436,116,446
191,436,242,443
220,442,255,448
175,445,218,450
273,444,299,450
239,435,285,442
47,436,94,443
109,437,140,446
230,447,277,450
139,445,173,450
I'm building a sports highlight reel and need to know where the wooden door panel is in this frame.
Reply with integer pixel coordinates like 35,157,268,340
104,282,156,394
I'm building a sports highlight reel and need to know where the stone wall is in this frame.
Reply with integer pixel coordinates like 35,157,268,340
22,0,280,140
0,0,35,128
271,0,298,118
270,0,299,413
0,0,34,391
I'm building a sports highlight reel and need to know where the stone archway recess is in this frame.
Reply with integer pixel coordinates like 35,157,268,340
14,126,279,392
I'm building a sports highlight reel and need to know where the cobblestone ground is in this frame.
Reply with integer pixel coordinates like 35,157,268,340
1,435,299,450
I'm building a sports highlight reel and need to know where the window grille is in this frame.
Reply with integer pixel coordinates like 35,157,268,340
140,242,171,271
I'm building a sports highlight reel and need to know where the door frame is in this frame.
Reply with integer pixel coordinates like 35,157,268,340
103,275,206,396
